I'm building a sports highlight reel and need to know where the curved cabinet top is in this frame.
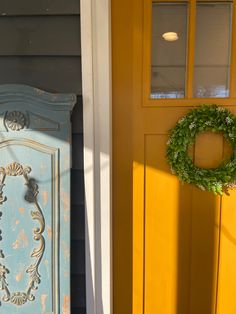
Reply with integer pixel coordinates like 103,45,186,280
0,84,76,111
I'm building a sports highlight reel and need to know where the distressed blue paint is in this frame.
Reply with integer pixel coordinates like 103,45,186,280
0,84,75,313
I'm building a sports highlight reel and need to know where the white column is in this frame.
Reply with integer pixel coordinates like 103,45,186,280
80,0,112,313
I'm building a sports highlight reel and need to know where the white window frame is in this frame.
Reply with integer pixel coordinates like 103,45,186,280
80,1,112,314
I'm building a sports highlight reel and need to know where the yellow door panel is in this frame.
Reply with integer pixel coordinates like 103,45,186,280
217,192,236,314
112,0,236,313
189,134,222,314
189,191,220,314
144,135,192,314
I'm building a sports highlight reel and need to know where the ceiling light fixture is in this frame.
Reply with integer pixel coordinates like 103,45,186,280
162,32,179,42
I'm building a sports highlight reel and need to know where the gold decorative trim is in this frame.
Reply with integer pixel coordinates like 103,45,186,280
0,141,59,312
0,162,45,306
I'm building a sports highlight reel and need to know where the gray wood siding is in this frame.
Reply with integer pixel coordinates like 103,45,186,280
0,57,82,93
0,2,85,313
0,17,81,55
0,0,80,15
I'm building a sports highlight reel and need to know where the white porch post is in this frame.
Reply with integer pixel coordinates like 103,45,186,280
80,1,112,314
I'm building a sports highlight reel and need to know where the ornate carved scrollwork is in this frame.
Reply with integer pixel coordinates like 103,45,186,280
5,111,26,131
0,162,45,306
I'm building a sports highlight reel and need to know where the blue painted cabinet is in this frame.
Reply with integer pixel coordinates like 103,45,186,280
0,85,76,313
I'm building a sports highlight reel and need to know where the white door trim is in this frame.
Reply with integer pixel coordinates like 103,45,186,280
80,1,112,314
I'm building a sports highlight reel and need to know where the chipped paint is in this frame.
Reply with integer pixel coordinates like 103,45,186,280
63,156,70,169
12,239,20,249
41,294,48,312
47,226,52,239
64,271,69,278
64,213,69,223
44,259,50,278
34,87,45,95
12,229,29,249
19,207,25,214
42,190,49,206
61,191,69,212
62,241,70,262
62,295,70,314
15,219,20,225
44,259,49,266
15,272,23,282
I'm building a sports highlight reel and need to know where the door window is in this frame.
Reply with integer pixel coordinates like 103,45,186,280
194,2,232,98
147,0,234,103
151,3,188,99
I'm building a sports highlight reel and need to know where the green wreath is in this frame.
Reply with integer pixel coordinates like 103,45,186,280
166,105,236,195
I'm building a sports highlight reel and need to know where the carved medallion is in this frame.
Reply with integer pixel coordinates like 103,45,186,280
0,163,45,306
5,111,26,131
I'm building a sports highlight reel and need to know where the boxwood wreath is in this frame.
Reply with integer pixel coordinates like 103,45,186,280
166,105,236,195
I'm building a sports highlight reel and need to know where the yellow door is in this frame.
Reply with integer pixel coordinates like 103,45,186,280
112,0,236,313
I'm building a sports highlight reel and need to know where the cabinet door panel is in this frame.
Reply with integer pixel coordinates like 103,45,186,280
0,85,75,314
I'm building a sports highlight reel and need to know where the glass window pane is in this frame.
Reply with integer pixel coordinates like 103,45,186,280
194,2,232,98
151,3,188,99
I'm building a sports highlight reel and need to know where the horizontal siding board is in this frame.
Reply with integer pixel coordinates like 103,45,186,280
0,57,82,94
0,16,80,55
72,96,83,134
71,205,85,240
72,134,83,169
71,308,86,314
71,240,86,274
71,170,84,205
0,0,80,16
71,274,86,308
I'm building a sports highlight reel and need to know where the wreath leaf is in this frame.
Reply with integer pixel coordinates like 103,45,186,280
166,105,236,195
